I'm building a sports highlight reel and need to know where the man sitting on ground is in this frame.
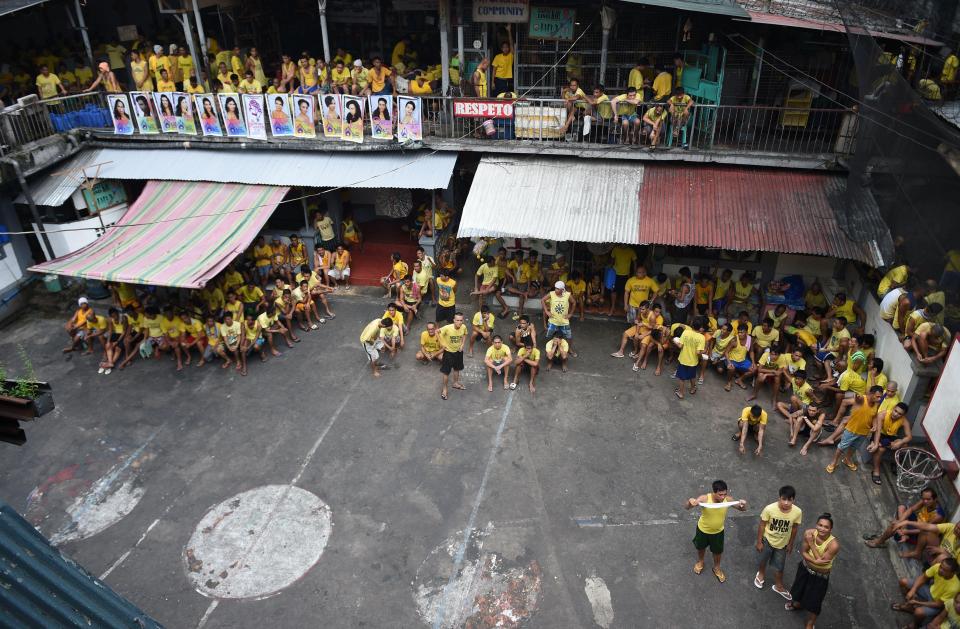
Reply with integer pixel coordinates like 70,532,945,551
734,404,767,456
545,330,570,372
416,321,444,364
469,305,496,356
484,334,512,391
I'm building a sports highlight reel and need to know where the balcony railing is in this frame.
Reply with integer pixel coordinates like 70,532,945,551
0,91,858,161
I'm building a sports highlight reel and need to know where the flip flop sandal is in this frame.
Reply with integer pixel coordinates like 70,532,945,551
509,383,517,390
754,573,764,589
844,460,858,471
872,475,882,485
674,390,683,399
825,463,837,474
772,587,792,600
713,567,726,583
693,562,704,575
441,392,448,400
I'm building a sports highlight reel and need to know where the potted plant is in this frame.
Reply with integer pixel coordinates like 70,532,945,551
0,344,55,424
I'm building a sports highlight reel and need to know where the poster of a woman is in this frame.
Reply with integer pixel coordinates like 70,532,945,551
269,94,294,136
397,96,422,142
131,91,160,134
173,93,197,135
341,96,364,144
107,94,134,135
320,93,341,139
242,94,267,140
368,95,393,140
293,95,316,138
153,92,178,133
194,94,223,136
218,94,247,137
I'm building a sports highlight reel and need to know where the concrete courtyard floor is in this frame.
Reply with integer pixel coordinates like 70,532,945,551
0,289,912,628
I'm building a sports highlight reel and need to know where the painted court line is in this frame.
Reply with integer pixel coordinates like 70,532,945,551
432,390,516,629
196,600,219,629
99,508,168,580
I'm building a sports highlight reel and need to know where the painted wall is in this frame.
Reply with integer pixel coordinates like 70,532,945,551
920,338,960,499
33,205,127,260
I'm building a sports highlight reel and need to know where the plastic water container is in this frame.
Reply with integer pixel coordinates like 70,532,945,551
43,274,62,293
482,119,496,137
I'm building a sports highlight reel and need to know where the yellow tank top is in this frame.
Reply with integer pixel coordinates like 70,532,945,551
727,336,748,362
808,533,836,570
697,493,729,534
547,292,571,326
714,279,731,300
835,299,856,323
111,319,125,334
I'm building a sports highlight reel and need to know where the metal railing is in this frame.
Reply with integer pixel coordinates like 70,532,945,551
0,91,858,160
419,95,858,157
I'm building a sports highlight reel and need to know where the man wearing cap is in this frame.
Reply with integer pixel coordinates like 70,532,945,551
351,59,369,96
64,297,93,353
542,281,576,358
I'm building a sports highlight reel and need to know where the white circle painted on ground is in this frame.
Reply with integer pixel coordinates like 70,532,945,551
184,485,332,600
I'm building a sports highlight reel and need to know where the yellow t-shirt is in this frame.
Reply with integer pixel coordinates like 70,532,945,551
793,381,815,405
177,55,194,80
239,78,262,93
438,323,467,352
75,66,93,85
472,311,496,328
360,319,382,343
382,309,404,330
143,315,163,338
130,60,151,90
752,327,780,349
420,330,442,353
878,265,908,297
331,67,351,84
838,369,867,395
609,246,636,275
220,320,242,347
652,71,672,99
409,80,433,95
257,311,278,330
678,328,706,367
156,79,176,92
486,344,511,362
476,263,498,286
391,261,409,281
518,347,540,362
777,354,806,373
845,400,877,436
492,52,514,79
369,67,392,93
436,277,456,308
926,563,960,603
761,503,802,549
624,275,658,308
160,316,183,338
567,279,586,298
224,301,243,321
741,407,768,426
35,73,62,99
239,285,264,303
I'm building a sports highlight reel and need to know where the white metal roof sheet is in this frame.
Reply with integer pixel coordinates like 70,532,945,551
15,150,100,207
46,148,455,189
458,155,643,245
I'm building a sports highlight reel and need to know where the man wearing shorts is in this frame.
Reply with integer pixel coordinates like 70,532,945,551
439,313,467,400
607,244,637,316
674,316,706,399
735,404,768,456
826,385,883,474
435,269,457,323
360,317,393,377
542,281,576,357
755,485,802,599
686,480,747,584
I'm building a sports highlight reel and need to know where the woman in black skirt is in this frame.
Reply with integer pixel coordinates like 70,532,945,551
787,513,840,628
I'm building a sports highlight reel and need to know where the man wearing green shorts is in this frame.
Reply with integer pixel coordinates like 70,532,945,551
686,479,747,583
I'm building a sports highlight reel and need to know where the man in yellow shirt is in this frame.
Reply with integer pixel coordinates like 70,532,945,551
627,57,653,89
156,68,176,93
652,65,673,100
369,56,394,96
175,46,194,88
408,74,433,96
484,335,512,390
469,305,496,355
511,336,541,393
491,24,514,95
607,245,638,316
381,252,408,300
542,281,576,356
877,263,910,297
472,255,509,317
238,70,262,94
472,57,488,98
755,485,802,597
559,78,586,134
735,405,768,456
439,312,468,399
894,558,960,622
685,479,748,584
435,269,457,323
36,66,66,99
826,386,883,474
416,321,444,364
623,265,658,322
330,60,352,94
675,317,706,398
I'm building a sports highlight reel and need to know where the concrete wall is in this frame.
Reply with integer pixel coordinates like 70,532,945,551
919,338,960,500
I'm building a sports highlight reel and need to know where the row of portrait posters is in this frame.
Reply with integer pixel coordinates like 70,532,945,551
108,93,423,143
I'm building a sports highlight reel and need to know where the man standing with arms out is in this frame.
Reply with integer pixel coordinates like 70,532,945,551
416,321,444,364
623,265,658,323
491,24,513,95
755,485,802,599
484,335,512,391
439,312,467,400
542,281,576,358
360,316,393,377
36,65,67,99
607,244,637,316
686,480,747,584
435,269,457,324
735,404,768,456
826,385,884,474
787,514,840,628
674,316,706,399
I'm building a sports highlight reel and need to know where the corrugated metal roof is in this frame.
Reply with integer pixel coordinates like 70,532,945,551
458,156,643,244
0,500,162,627
618,0,749,18
740,9,941,46
637,165,888,266
54,148,455,189
0,0,48,18
15,150,98,207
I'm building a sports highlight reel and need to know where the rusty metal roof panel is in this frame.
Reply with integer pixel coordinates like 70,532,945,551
637,164,887,266
0,500,162,628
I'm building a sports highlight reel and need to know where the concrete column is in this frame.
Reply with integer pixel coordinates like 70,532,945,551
74,0,94,66
439,0,451,95
318,0,331,62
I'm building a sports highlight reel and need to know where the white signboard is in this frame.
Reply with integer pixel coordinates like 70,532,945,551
473,0,529,23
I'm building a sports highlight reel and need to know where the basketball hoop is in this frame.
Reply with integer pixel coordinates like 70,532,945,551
894,448,944,498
